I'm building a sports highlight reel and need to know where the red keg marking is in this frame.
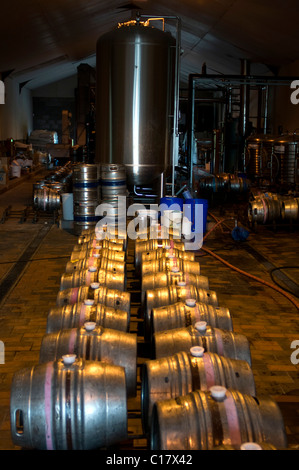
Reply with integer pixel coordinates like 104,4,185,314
44,363,54,450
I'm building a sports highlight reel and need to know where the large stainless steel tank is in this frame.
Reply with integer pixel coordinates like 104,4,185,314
95,22,175,188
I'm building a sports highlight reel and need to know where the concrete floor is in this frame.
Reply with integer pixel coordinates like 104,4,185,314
0,170,299,450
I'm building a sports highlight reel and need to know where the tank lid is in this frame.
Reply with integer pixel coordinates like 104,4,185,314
195,321,207,332
62,354,76,365
190,346,205,357
210,385,227,401
170,266,180,273
84,321,96,331
240,443,263,450
90,282,100,289
185,298,196,307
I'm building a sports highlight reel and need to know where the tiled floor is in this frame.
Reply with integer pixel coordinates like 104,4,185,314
0,173,299,450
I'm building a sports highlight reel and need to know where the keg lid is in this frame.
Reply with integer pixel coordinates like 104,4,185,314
84,321,96,331
185,298,196,307
90,282,100,289
210,385,227,401
84,299,95,306
95,245,102,249
195,321,207,332
62,354,76,366
92,253,100,258
88,266,97,272
240,443,263,451
190,346,205,357
177,281,186,286
170,266,180,273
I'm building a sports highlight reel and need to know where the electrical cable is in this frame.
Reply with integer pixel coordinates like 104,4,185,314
201,214,299,312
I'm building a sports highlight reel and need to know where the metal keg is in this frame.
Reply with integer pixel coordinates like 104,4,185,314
33,187,61,212
46,181,68,194
142,273,210,320
141,248,195,265
248,194,282,224
39,323,137,397
141,349,256,432
78,226,128,250
10,357,127,450
60,267,126,292
145,284,218,322
78,231,127,245
281,197,299,220
229,175,248,193
100,164,127,199
73,164,100,235
141,257,201,278
151,387,287,450
73,200,99,235
72,238,124,253
46,301,130,333
73,164,99,202
65,256,125,275
198,175,225,193
135,239,185,270
151,300,233,335
56,285,131,314
152,322,251,365
69,247,126,263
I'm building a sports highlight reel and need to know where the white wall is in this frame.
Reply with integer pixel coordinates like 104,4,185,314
0,77,33,141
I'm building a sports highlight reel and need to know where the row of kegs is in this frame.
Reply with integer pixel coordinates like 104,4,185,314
10,221,289,450
10,226,137,450
198,172,249,195
133,223,288,450
72,163,128,236
32,161,74,213
248,192,299,225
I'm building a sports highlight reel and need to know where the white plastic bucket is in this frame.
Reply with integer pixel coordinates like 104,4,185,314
62,193,74,220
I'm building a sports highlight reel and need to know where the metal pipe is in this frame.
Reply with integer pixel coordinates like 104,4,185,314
264,85,269,134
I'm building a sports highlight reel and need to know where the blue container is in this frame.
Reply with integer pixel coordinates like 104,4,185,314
159,196,183,211
159,196,184,221
183,198,208,233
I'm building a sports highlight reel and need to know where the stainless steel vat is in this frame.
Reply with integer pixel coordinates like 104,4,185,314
95,22,175,187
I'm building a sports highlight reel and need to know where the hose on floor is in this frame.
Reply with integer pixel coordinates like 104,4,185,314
200,213,299,312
